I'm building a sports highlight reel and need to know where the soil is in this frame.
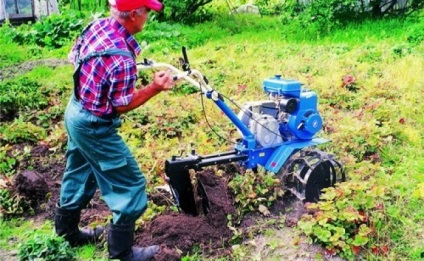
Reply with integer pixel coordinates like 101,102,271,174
6,144,345,261
136,170,235,260
0,58,69,81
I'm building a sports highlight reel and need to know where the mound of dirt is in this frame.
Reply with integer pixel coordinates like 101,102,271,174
136,169,235,260
14,170,49,209
10,144,109,223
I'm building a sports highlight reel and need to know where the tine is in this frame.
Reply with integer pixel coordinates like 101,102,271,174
278,149,345,202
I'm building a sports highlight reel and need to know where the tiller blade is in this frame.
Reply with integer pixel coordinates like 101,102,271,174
164,160,199,216
164,150,248,216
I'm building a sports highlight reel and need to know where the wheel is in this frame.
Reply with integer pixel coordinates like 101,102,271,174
279,149,345,202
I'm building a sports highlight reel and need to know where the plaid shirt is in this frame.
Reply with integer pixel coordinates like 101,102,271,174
69,17,141,117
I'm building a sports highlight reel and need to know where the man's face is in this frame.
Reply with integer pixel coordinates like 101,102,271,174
131,7,150,34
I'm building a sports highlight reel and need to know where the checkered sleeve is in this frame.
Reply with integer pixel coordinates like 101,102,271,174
108,57,138,107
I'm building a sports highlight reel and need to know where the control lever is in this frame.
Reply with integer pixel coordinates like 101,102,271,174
181,46,190,71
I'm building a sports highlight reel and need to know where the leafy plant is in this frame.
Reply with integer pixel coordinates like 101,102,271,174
228,168,284,219
140,202,167,222
156,0,214,24
0,118,47,144
11,10,85,49
140,20,183,43
18,233,76,261
298,179,390,260
0,145,17,176
123,102,198,139
0,188,32,218
0,77,48,120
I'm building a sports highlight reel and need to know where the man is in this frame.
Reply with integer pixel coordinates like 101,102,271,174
55,0,174,260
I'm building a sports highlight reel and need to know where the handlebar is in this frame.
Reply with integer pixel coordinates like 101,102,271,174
136,60,213,94
137,58,257,149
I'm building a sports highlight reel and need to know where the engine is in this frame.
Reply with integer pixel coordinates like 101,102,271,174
237,75,323,147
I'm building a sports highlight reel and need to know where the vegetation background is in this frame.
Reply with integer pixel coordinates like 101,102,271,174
0,0,423,260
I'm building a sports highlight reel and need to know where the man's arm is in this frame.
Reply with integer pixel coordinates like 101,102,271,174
114,70,174,114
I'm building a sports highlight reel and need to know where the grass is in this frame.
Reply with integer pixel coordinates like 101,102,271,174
0,219,108,260
0,219,39,249
1,8,424,260
383,145,424,258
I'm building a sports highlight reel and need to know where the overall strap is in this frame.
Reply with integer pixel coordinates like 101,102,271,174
78,49,134,65
73,21,96,67
73,47,135,100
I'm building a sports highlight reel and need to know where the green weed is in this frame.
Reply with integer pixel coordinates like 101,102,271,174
0,118,46,144
18,233,76,261
0,188,32,218
75,245,108,261
0,77,48,119
0,219,37,249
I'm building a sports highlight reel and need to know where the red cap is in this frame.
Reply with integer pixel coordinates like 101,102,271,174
109,0,163,12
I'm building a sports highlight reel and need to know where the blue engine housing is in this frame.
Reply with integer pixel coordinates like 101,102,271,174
263,75,323,141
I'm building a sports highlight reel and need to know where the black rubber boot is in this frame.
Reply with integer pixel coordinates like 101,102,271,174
54,205,104,247
108,222,159,261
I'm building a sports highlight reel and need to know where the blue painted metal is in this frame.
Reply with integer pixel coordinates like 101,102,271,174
202,75,327,174
264,138,328,173
234,138,328,173
206,91,257,149
263,75,301,98
264,75,323,140
288,91,323,140
234,146,276,169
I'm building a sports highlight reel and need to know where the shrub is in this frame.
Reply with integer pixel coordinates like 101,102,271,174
0,77,49,120
155,0,214,24
0,118,47,144
281,0,359,35
280,0,423,36
246,0,290,15
11,10,85,49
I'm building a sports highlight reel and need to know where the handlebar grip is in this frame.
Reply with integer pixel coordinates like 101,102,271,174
182,47,189,64
182,47,190,71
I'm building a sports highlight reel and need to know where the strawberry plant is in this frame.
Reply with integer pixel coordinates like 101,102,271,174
298,179,390,260
0,145,17,176
228,168,284,220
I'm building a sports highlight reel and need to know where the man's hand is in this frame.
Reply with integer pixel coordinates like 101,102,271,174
151,70,175,91
115,70,175,114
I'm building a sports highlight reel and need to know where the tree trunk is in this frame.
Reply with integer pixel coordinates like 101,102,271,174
370,0,383,17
